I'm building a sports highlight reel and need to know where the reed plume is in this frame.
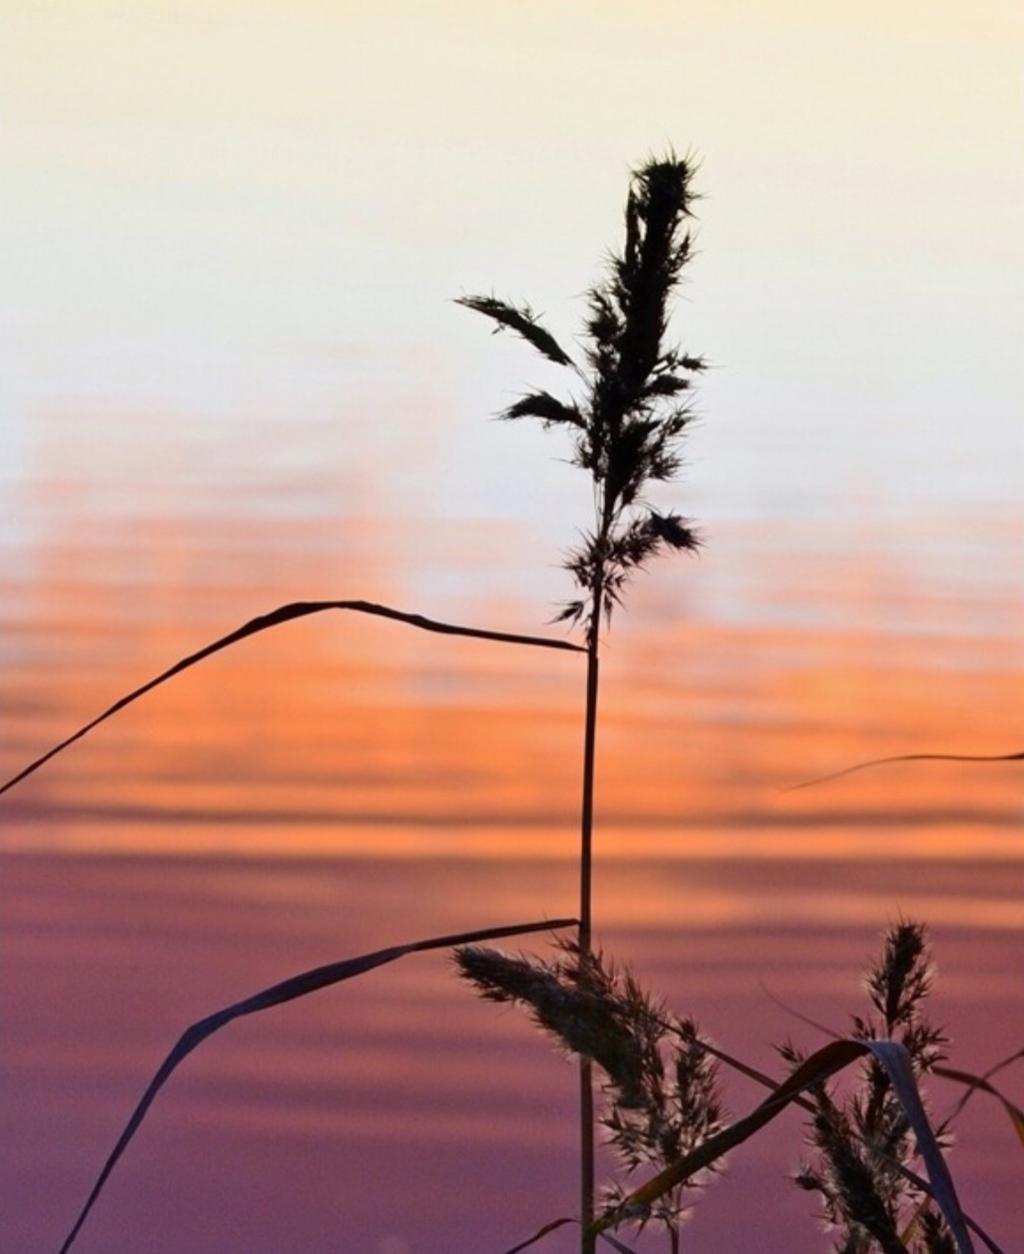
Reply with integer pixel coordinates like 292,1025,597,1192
455,939,724,1251
783,922,953,1253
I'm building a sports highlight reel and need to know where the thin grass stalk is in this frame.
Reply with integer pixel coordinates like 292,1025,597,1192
578,600,602,1250
579,1037,596,1250
788,749,1024,792
578,490,613,1249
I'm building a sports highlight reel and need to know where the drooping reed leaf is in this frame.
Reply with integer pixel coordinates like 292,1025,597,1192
503,1217,577,1254
57,917,576,1254
502,1220,640,1254
590,1037,975,1254
867,1039,973,1254
940,1048,1023,1129
502,392,586,428
934,1064,1024,1151
788,749,1024,792
0,599,584,797
760,982,842,1040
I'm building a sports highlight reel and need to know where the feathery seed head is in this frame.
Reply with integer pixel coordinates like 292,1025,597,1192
459,154,706,639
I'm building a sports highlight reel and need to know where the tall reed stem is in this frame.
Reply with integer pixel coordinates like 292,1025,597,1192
578,644,600,1249
578,564,605,1253
457,156,704,1249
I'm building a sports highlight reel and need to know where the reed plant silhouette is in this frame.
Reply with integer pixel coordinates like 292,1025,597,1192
461,922,999,1254
0,156,1009,1254
458,152,705,1247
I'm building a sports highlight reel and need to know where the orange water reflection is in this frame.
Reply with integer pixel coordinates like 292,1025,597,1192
4,511,1024,861
2,495,1022,1252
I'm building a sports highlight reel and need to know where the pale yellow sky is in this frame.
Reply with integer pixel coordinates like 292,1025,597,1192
3,1,1022,526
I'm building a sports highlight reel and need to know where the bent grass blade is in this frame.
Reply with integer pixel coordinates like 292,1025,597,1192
867,1039,974,1254
787,749,1024,792
0,599,583,797
503,1217,577,1253
58,917,577,1254
935,1063,1024,1151
501,1221,639,1254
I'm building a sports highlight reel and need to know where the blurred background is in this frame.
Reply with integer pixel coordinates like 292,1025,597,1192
2,3,1022,1251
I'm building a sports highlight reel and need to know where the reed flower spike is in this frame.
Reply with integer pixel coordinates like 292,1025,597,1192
458,153,705,642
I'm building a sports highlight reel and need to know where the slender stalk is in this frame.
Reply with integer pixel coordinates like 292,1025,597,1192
578,554,606,1252
578,1058,595,1253
579,559,606,950
459,155,704,1249
578,630,601,1250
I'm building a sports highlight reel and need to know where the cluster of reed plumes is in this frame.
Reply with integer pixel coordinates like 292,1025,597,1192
0,153,1015,1254
455,921,993,1254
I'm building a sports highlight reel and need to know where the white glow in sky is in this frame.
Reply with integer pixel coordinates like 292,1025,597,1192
3,1,1022,532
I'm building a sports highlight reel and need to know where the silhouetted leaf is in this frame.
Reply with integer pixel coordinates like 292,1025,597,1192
456,295,575,367
502,1220,640,1254
935,1064,1024,1151
866,1039,973,1254
647,511,700,552
0,599,584,797
503,1217,576,1253
642,374,691,398
58,917,577,1254
941,1049,1024,1127
551,600,586,627
787,749,1024,792
503,392,585,428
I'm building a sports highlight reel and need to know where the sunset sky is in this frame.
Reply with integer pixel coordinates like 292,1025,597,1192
2,5,1022,1254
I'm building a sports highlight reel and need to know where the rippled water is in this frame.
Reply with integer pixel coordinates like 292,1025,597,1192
2,411,1023,1252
